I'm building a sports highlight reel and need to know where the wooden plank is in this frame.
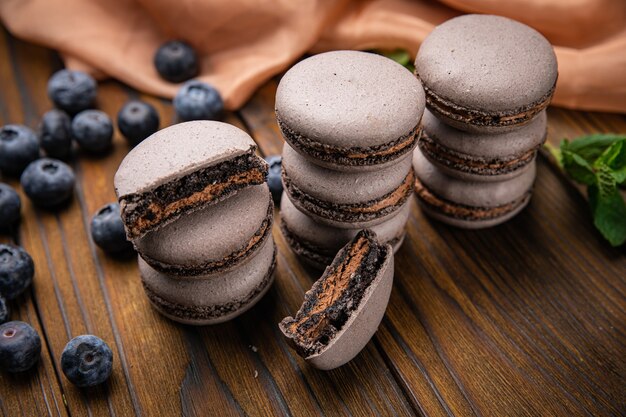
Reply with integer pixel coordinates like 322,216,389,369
0,29,69,417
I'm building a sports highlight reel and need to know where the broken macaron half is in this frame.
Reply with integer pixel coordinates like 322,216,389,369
279,229,394,370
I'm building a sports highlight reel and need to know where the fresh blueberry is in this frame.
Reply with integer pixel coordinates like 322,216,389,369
71,110,113,153
173,80,223,122
0,297,8,324
264,155,282,205
90,203,133,254
47,69,97,114
117,100,159,146
0,183,21,229
0,321,41,372
0,124,39,176
61,335,113,387
39,109,72,158
0,244,34,300
21,158,75,208
154,41,199,83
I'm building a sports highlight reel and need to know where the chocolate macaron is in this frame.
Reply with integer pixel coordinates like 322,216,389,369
134,184,273,276
280,194,411,268
276,50,425,171
114,121,268,239
413,148,536,228
139,235,276,325
281,143,414,228
280,230,393,370
419,109,547,181
415,14,557,133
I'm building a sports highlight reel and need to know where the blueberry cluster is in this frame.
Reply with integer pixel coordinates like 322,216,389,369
0,40,225,381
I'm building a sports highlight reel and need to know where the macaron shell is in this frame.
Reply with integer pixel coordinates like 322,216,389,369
280,192,411,253
413,148,536,208
417,194,531,229
305,251,394,370
134,184,272,274
422,109,547,160
282,143,412,205
276,51,425,148
115,121,257,197
139,236,276,325
415,14,557,114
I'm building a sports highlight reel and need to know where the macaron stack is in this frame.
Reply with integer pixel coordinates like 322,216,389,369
276,51,425,268
413,14,558,228
114,121,276,325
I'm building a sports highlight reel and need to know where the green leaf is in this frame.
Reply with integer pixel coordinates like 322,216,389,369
561,149,596,185
594,139,626,184
588,182,626,247
562,134,626,164
375,49,414,71
384,49,411,67
544,142,562,168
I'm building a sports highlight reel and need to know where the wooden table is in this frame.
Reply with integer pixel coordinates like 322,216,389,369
0,30,624,417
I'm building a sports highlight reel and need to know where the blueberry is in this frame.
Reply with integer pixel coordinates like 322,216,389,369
0,321,41,373
173,81,223,122
0,297,8,324
117,100,159,146
0,244,34,300
0,124,39,176
71,110,113,153
21,158,75,208
0,183,21,229
61,335,113,387
39,109,72,158
264,155,282,205
154,41,199,83
47,69,97,114
90,203,133,254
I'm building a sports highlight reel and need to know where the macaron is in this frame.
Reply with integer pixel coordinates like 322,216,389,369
114,121,268,239
281,143,414,228
419,109,547,181
415,14,557,133
413,148,536,228
139,235,276,325
279,229,393,370
280,193,412,268
134,184,273,276
276,50,425,171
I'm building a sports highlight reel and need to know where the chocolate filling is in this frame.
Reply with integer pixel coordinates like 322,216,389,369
280,218,402,268
279,230,389,357
276,112,420,167
417,74,556,128
414,177,531,221
418,130,543,176
120,153,267,239
142,244,277,321
140,199,274,276
282,169,414,223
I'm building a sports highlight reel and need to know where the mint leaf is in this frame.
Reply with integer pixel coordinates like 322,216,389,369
588,182,626,247
561,149,596,185
376,49,415,72
561,134,626,164
556,134,626,246
594,139,626,184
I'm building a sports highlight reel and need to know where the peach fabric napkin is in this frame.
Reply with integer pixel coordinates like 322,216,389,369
1,0,624,113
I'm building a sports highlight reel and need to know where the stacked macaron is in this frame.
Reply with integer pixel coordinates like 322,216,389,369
275,51,425,267
114,121,276,325
413,14,558,228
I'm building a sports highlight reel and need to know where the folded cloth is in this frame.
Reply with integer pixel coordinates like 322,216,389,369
1,0,624,113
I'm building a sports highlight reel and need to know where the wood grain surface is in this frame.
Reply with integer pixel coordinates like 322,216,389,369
0,29,624,417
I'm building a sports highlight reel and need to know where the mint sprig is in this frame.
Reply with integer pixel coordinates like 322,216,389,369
549,134,626,246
